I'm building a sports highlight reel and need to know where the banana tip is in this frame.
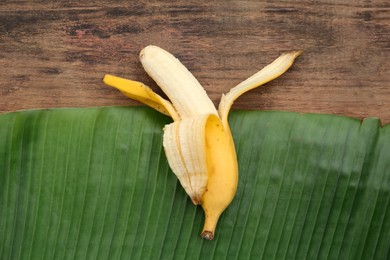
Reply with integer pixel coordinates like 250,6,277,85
102,74,116,86
140,45,159,60
295,50,303,57
201,231,214,240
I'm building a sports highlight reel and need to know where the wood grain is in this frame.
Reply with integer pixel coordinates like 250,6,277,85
1,0,390,123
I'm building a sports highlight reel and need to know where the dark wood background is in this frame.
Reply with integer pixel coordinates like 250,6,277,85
1,1,389,123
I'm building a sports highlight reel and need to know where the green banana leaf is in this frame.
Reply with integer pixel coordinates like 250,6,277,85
1,106,389,259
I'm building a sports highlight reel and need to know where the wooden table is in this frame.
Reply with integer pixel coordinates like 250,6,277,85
1,1,389,124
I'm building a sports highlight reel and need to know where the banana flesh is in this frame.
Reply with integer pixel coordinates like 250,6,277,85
140,45,218,118
103,45,300,240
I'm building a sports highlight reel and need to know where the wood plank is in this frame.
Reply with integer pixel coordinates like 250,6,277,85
1,0,389,123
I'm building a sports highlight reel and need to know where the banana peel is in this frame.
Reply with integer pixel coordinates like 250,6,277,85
103,45,300,240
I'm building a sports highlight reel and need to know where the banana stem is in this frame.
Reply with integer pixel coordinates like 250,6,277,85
201,213,220,240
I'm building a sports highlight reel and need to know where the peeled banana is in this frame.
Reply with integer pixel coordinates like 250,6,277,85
103,45,300,240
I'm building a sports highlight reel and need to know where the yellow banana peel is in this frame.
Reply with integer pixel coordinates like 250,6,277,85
103,45,300,240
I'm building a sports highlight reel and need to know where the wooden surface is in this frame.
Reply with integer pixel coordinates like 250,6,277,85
1,1,390,123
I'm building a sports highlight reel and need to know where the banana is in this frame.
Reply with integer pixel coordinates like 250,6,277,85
103,45,300,240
